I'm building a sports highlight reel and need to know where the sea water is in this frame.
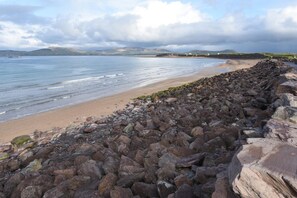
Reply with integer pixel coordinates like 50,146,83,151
0,56,225,122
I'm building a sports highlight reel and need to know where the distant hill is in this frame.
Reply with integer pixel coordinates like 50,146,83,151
96,47,171,55
187,49,237,55
0,47,171,57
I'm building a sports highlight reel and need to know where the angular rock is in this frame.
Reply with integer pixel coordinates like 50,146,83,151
265,118,297,146
212,171,235,198
118,156,144,177
176,153,206,168
131,182,158,198
276,80,297,96
175,184,194,198
174,175,193,188
272,106,297,123
103,156,119,174
110,186,133,198
78,160,102,179
0,152,9,161
191,126,204,137
165,97,177,103
98,173,117,197
83,123,98,133
229,138,297,198
123,123,134,133
158,153,179,168
116,173,145,188
157,181,176,198
11,135,33,148
21,186,43,198
22,159,42,173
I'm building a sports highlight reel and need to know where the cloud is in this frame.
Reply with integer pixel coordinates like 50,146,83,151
1,0,297,52
0,4,47,24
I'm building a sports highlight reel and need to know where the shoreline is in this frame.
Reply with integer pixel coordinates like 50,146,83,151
0,59,260,143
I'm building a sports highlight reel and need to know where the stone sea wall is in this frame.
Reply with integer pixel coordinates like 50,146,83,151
228,62,297,198
0,60,295,198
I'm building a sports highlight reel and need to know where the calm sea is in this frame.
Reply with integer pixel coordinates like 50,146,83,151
0,56,225,122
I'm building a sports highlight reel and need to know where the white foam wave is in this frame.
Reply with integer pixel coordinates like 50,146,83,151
47,86,65,90
62,76,104,84
0,111,6,115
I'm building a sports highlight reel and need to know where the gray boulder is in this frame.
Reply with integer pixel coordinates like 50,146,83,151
229,138,297,198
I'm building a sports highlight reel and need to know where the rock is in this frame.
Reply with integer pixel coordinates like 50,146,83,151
134,150,145,165
22,159,42,173
212,171,235,198
134,122,145,132
165,97,177,103
157,181,176,198
204,137,226,152
176,153,206,168
116,173,145,188
201,179,215,194
158,153,178,168
110,186,133,198
103,156,119,174
117,135,131,145
98,173,117,197
229,138,297,198
11,135,33,148
53,168,76,178
74,155,91,166
175,184,194,198
272,106,297,123
74,190,99,198
7,159,20,171
78,160,102,179
21,186,43,198
174,175,193,188
247,89,258,96
189,137,204,151
19,150,34,163
281,93,297,107
123,123,134,133
0,152,9,161
276,80,297,96
242,129,262,138
265,118,297,146
4,173,24,197
83,123,98,133
75,143,97,154
191,126,204,137
118,155,144,177
157,165,177,180
131,182,158,198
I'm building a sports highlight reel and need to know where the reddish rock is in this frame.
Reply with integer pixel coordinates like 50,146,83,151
110,186,133,198
174,175,193,188
175,184,194,198
77,160,102,179
118,156,144,177
176,153,206,168
131,182,158,198
98,173,117,197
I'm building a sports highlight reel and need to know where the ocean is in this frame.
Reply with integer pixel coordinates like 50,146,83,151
0,56,225,122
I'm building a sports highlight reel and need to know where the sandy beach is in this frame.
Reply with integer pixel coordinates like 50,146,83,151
0,59,260,143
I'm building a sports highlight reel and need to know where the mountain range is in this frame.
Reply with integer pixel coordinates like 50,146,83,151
0,47,236,57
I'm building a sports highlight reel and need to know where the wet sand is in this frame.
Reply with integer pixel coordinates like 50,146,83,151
0,59,260,143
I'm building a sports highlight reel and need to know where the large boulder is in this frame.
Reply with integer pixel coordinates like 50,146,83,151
228,138,297,198
264,118,297,146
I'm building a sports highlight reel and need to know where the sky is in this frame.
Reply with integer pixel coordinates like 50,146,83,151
0,0,297,52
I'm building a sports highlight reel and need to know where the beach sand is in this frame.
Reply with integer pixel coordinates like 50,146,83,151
0,59,260,143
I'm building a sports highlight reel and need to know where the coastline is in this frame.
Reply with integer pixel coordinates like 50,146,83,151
0,59,260,143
